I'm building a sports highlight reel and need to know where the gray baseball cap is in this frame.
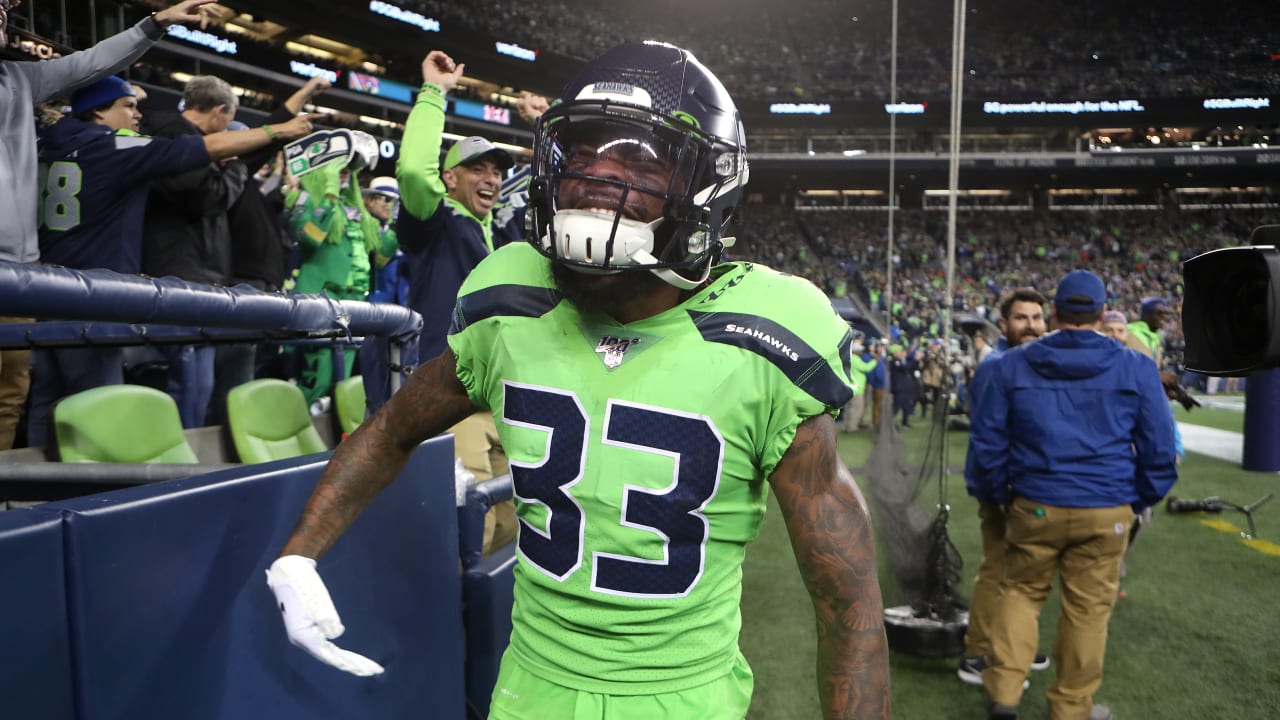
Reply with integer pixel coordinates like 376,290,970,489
444,136,515,171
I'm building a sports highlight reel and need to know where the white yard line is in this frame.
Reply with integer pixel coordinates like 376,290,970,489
1178,422,1246,465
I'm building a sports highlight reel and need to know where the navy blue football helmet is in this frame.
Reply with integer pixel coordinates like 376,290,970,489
528,41,749,289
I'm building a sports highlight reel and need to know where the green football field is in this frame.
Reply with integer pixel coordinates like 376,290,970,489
738,406,1280,719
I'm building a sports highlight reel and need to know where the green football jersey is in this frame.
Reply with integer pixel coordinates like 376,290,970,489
448,242,855,695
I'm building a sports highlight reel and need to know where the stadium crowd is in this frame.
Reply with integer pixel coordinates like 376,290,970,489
731,205,1280,375
22,0,1266,157
5,75,1274,451
64,0,1250,107
408,0,1278,101
2,5,1272,719
3,0,1275,454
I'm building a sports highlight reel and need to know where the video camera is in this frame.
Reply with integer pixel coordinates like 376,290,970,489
1182,225,1280,375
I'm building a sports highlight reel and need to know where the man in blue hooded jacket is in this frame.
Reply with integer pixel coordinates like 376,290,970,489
968,270,1178,720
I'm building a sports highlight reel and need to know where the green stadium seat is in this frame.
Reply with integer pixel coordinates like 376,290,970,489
226,379,329,463
54,385,198,463
333,375,366,437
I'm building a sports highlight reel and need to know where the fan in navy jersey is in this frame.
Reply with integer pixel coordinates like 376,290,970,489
26,75,315,449
38,77,199,273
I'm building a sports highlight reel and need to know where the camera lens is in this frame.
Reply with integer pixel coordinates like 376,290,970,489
1207,265,1269,360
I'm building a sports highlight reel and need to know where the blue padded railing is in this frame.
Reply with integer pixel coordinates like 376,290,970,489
0,437,464,720
458,474,515,570
458,474,517,719
0,261,421,412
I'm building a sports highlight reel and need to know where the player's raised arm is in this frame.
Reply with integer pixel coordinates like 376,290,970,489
768,413,891,719
267,349,478,675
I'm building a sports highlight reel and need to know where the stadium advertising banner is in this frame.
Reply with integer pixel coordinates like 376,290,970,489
747,145,1280,192
344,74,512,127
347,71,417,104
367,0,441,32
494,40,538,62
159,22,353,90
165,25,239,55
777,147,1280,171
974,147,1280,169
451,97,512,126
743,95,1279,129
2,27,72,60
289,61,340,85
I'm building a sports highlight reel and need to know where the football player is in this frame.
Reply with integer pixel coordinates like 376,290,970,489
268,41,890,720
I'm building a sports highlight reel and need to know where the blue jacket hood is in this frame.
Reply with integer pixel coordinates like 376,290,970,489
1019,328,1120,380
41,118,115,159
965,325,1178,511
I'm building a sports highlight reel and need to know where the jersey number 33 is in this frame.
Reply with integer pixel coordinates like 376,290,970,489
504,382,724,600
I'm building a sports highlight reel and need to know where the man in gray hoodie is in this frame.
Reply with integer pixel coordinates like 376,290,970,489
1,0,217,263
0,0,214,449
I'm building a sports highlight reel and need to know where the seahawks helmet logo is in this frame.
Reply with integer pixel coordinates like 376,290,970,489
576,82,653,109
591,81,634,95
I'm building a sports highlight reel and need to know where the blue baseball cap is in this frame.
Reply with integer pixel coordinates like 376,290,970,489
1140,297,1172,316
1054,270,1107,313
70,76,136,115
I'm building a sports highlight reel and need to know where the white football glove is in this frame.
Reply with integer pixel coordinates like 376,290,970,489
265,555,385,676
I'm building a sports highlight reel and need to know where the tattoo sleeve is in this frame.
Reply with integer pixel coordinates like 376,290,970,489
769,413,891,719
279,349,479,559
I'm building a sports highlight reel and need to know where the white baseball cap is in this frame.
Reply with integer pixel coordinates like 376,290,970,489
363,176,399,198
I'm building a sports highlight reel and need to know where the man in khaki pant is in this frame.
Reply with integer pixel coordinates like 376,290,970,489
967,271,1178,720
960,287,1050,684
841,338,879,432
0,317,31,450
990,498,1133,719
450,411,516,554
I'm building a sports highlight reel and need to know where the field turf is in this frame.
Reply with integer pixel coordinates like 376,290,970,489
740,408,1280,719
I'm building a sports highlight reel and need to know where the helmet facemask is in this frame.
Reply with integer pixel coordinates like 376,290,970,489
530,100,745,290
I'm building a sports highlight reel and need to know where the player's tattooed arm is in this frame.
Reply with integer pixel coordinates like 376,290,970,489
769,413,891,720
280,349,479,559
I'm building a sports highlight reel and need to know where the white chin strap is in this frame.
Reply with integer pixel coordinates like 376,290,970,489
542,209,709,290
